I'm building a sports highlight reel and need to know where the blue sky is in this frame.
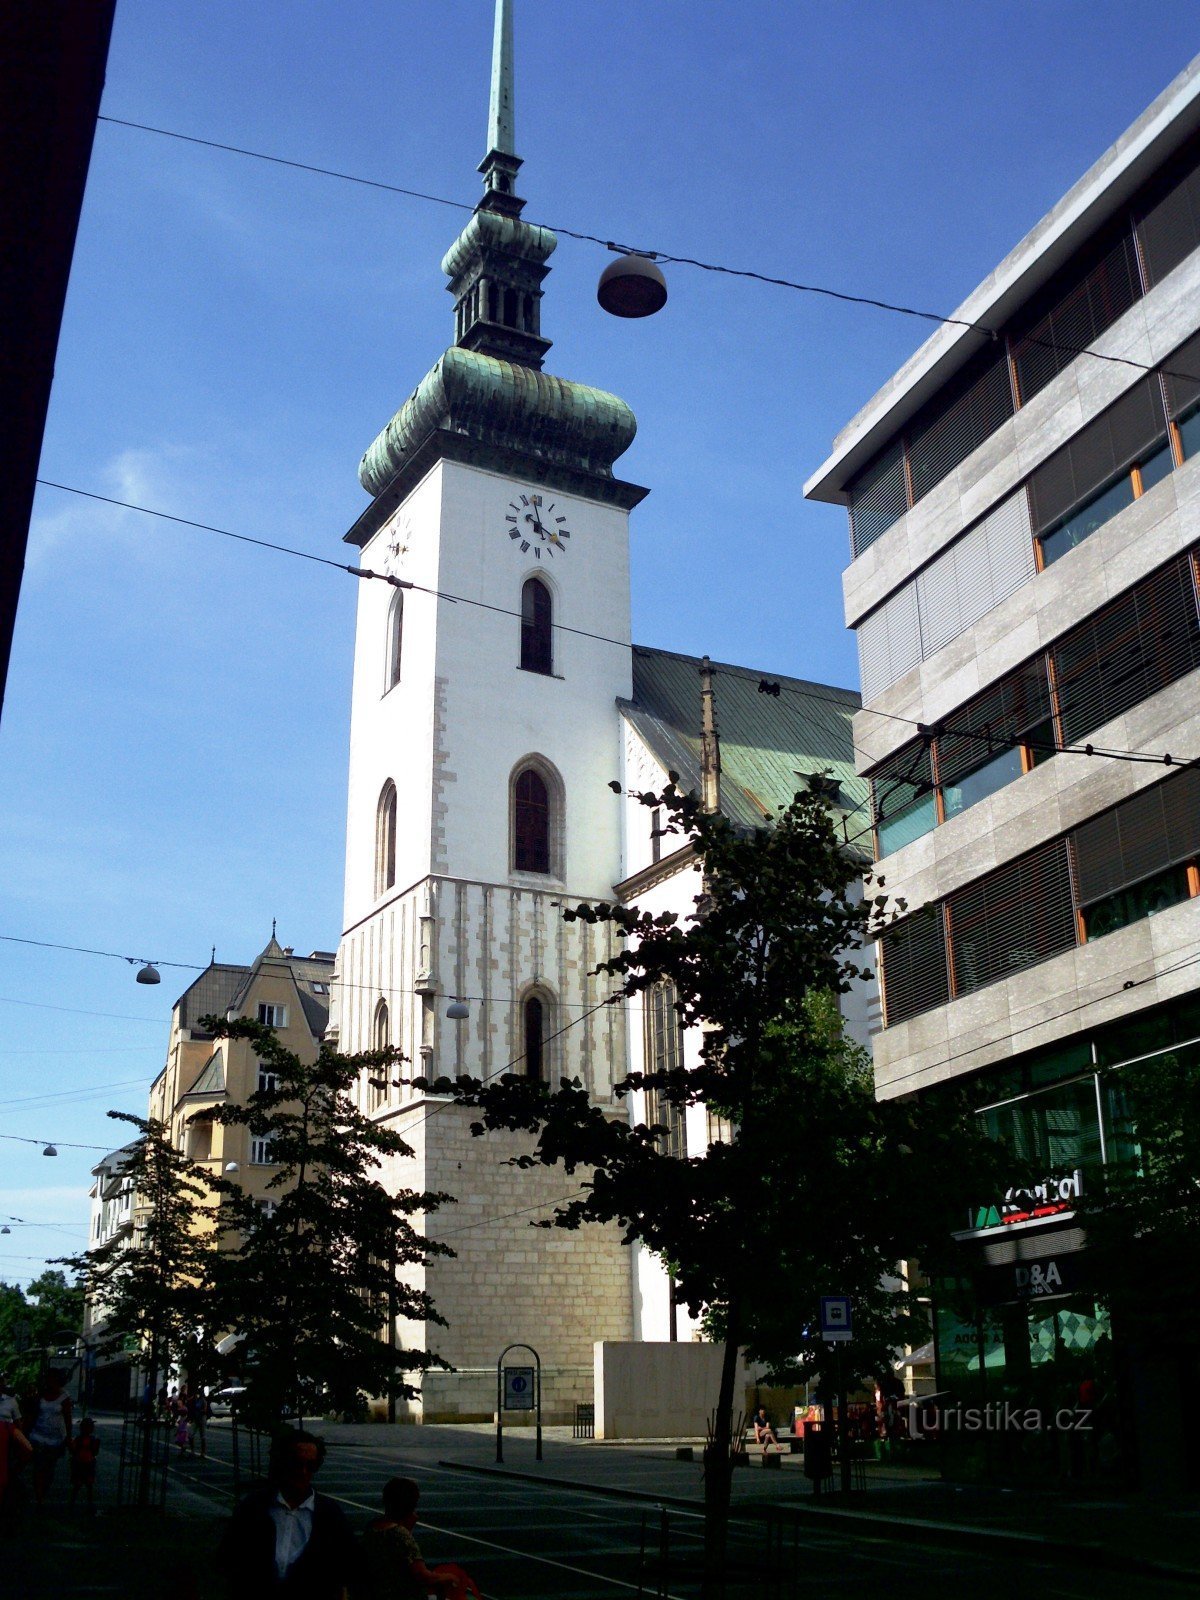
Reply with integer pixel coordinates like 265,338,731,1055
3,1,1198,1282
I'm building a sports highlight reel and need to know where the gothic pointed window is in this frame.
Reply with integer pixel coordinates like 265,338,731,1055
371,1000,389,1109
520,577,553,675
523,993,547,1082
513,769,550,873
375,781,397,896
384,591,403,691
643,978,687,1158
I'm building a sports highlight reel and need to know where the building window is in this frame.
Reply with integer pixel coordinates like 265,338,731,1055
384,590,403,691
523,992,549,1082
650,807,662,864
643,979,687,1158
520,577,553,674
371,1001,390,1109
250,1134,276,1165
512,761,562,875
257,1065,279,1094
376,781,397,895
257,1005,288,1029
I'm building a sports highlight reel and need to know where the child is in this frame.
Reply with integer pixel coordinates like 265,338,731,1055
359,1477,479,1600
69,1417,100,1512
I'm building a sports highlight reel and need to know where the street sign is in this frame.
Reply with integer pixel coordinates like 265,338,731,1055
820,1295,852,1342
503,1365,535,1411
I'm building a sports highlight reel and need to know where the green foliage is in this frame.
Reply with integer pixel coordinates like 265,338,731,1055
57,1113,216,1387
205,1020,454,1422
0,1270,85,1392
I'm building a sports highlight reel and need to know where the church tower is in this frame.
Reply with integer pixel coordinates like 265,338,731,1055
331,0,645,1421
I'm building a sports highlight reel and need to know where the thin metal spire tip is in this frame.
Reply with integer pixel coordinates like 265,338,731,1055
488,0,515,156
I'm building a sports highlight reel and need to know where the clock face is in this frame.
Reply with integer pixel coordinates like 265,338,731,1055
384,513,413,575
504,492,571,559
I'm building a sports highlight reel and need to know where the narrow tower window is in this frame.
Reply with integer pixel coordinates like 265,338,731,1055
371,1000,390,1109
384,590,403,691
503,286,518,326
487,282,498,322
513,768,550,873
523,994,546,1081
375,781,397,896
520,577,553,674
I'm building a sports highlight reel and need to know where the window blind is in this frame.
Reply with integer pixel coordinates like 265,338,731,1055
848,442,908,557
1136,133,1200,289
1161,327,1200,422
1052,553,1200,746
936,659,1053,788
947,838,1076,996
1010,228,1142,405
880,906,949,1025
870,740,933,827
1071,768,1200,907
907,348,1014,503
1026,376,1167,538
857,582,921,702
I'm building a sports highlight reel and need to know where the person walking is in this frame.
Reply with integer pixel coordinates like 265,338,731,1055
219,1430,355,1599
26,1371,73,1506
68,1416,101,1513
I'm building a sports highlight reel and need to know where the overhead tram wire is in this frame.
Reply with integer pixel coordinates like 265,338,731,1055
32,482,1200,784
94,115,1200,390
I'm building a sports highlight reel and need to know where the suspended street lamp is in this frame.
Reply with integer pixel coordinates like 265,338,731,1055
597,251,668,318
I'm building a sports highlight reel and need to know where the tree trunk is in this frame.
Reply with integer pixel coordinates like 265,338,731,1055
702,1301,741,1599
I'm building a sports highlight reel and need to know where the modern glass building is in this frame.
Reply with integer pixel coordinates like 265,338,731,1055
806,58,1200,1485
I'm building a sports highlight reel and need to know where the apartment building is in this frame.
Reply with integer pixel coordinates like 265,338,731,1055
806,60,1200,1480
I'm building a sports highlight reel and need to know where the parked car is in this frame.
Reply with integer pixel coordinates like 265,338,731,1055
208,1385,247,1417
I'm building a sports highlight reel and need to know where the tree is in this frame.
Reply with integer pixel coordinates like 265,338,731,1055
58,1112,215,1388
0,1271,84,1393
205,1019,454,1424
438,780,1004,1591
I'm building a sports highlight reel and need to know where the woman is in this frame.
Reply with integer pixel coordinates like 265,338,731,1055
752,1404,779,1453
26,1371,73,1505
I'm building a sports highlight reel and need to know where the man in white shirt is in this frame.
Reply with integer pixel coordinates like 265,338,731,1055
221,1430,354,1598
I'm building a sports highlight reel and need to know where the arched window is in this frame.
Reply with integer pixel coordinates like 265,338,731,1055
384,590,403,691
513,768,550,873
375,781,397,896
643,978,687,1158
520,577,553,675
487,281,498,322
503,285,518,326
370,1000,390,1109
523,993,546,1081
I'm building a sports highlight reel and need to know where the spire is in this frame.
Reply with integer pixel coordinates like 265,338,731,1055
478,0,523,218
488,0,515,159
699,657,722,815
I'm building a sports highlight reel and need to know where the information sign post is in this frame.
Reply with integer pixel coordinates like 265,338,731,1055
820,1296,853,1495
495,1342,542,1464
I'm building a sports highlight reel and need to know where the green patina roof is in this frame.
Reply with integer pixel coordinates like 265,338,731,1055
440,210,556,281
621,646,869,853
359,346,637,496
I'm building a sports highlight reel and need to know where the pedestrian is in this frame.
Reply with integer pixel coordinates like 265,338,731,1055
25,1370,73,1506
359,1477,479,1600
0,1409,33,1518
752,1405,779,1452
0,1370,21,1427
190,1388,210,1459
69,1416,101,1513
219,1429,355,1599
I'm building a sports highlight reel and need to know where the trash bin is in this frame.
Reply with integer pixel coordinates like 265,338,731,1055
803,1420,831,1480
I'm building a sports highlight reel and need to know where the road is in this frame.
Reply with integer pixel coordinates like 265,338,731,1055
150,1420,1182,1600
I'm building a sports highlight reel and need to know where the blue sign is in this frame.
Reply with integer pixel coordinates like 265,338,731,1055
820,1295,852,1342
503,1365,535,1410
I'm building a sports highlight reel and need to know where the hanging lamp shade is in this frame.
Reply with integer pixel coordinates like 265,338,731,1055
445,998,470,1021
43,1145,58,1158
0,1225,9,1234
597,254,667,318
136,962,161,985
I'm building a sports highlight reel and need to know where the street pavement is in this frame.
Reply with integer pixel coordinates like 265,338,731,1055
2,1414,1197,1598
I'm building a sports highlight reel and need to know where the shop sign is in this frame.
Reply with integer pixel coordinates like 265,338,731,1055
964,1168,1083,1236
977,1251,1083,1306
